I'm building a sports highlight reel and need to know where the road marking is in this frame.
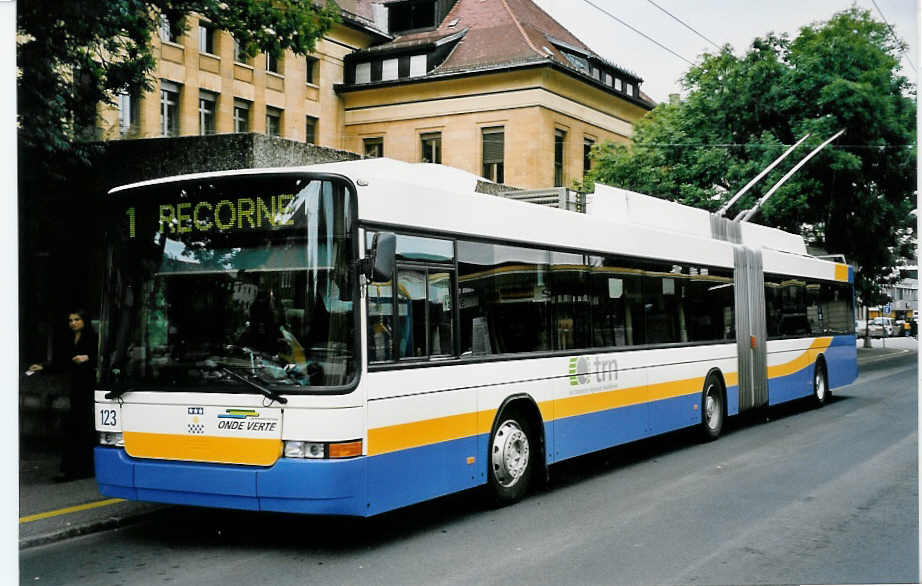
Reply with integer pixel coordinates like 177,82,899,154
858,349,913,365
19,498,125,524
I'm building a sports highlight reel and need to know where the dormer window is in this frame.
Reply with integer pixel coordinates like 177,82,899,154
409,55,427,77
355,62,371,84
389,1,437,34
349,53,429,84
382,58,399,81
562,52,588,73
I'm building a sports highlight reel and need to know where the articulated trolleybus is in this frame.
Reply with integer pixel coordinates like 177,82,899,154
95,158,857,516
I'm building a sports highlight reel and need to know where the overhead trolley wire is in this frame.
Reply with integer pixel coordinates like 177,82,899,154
869,0,917,73
625,142,914,149
643,0,722,51
581,0,695,66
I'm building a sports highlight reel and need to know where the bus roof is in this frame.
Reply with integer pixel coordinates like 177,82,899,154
109,158,843,280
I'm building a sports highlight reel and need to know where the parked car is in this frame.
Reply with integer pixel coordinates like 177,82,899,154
869,317,894,338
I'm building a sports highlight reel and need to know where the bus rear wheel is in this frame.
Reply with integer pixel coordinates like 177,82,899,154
701,374,725,441
488,415,533,505
813,362,828,407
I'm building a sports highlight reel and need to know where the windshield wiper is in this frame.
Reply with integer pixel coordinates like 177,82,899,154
220,367,289,404
104,368,137,401
104,387,139,401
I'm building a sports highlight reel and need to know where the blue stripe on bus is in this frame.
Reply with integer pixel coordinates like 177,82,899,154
365,434,483,515
96,447,369,516
768,334,858,405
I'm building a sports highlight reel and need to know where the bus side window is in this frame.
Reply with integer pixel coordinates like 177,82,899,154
367,280,393,362
588,256,640,348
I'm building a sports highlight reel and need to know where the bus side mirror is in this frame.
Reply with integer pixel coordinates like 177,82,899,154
367,232,395,282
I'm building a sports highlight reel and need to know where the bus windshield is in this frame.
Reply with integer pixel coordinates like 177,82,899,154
100,174,356,393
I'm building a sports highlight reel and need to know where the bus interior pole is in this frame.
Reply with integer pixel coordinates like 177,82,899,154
715,133,811,217
736,129,846,223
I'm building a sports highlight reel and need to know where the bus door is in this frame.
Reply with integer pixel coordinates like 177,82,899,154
733,246,768,411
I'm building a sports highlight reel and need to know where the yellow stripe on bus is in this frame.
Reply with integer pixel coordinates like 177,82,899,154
368,339,831,456
124,432,282,466
367,411,480,456
766,337,832,379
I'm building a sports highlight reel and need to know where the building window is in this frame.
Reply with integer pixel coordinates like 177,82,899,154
198,21,215,54
615,78,623,91
160,80,180,137
117,90,139,137
233,38,248,64
604,72,613,87
159,14,177,43
382,58,399,81
364,137,383,158
421,132,441,164
625,83,635,96
482,127,504,183
355,62,371,84
266,106,282,137
409,54,427,77
233,99,250,133
583,137,595,176
266,53,281,74
554,129,566,187
198,90,217,135
305,56,318,84
305,115,317,144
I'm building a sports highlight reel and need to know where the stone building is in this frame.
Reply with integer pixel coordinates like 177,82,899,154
95,0,655,189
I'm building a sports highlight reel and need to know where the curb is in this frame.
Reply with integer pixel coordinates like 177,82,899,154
20,506,167,550
857,348,913,366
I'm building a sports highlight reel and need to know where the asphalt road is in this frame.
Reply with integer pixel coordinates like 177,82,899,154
20,352,918,585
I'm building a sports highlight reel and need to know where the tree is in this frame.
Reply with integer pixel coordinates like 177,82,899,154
17,0,339,171
587,8,916,304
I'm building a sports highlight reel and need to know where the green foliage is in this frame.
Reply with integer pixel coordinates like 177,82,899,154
17,0,339,171
589,8,916,303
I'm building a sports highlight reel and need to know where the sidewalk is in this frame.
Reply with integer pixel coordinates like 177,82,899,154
18,338,917,549
855,334,918,364
19,442,164,549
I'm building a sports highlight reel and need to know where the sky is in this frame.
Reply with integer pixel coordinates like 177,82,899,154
533,0,919,103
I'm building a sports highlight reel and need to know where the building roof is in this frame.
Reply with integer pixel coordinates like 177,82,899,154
345,0,655,108
332,0,391,39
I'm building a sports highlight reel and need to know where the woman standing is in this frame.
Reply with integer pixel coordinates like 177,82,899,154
29,310,98,481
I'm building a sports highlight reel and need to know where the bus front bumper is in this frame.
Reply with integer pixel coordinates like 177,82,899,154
94,446,369,516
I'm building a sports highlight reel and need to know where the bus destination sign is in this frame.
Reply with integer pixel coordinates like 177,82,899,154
124,194,298,238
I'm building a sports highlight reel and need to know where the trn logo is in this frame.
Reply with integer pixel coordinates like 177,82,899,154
568,356,619,386
568,356,591,386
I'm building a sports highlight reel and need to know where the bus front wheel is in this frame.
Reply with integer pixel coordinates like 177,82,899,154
488,415,533,504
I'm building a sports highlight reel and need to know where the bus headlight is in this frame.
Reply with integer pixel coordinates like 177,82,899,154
284,441,325,459
284,440,362,459
98,432,124,447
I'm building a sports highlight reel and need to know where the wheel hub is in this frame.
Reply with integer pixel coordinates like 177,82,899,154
815,370,826,400
492,421,529,488
705,385,721,430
